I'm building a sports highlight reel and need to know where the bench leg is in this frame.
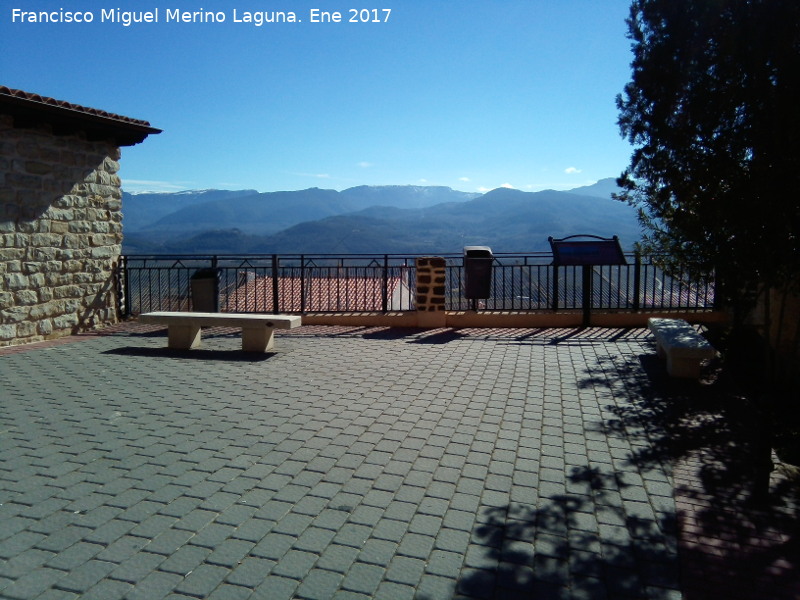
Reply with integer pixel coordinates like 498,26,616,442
241,325,275,352
168,324,202,349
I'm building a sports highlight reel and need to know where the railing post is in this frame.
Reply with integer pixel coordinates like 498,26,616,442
211,255,220,312
272,254,280,314
300,255,306,314
632,250,641,311
117,255,129,318
582,265,592,327
382,254,389,312
552,265,559,311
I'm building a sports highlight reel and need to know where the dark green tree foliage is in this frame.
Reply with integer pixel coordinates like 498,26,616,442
616,0,800,315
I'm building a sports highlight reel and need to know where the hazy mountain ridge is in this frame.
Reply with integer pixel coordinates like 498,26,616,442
121,189,259,232
123,185,480,235
121,179,641,254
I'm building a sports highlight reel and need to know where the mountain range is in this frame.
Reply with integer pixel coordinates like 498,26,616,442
121,178,641,254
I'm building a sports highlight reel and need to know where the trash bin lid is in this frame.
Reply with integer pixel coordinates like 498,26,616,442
464,246,493,257
191,267,221,279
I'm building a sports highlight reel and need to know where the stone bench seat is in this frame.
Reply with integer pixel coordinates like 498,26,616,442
647,317,716,378
139,311,301,352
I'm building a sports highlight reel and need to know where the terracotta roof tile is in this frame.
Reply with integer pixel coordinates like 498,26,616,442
223,276,413,312
0,86,160,145
0,86,154,127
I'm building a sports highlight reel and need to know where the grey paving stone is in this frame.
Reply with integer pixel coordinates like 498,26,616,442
111,550,165,583
316,543,360,574
294,568,345,600
225,556,275,588
187,523,236,549
95,535,149,564
250,574,299,600
80,578,134,600
385,554,426,586
251,532,296,561
44,541,103,571
206,538,255,568
1,567,66,600
373,580,416,600
396,532,435,560
0,531,47,560
158,544,212,576
415,573,458,599
175,563,229,597
342,561,385,595
125,570,183,600
52,559,115,594
143,528,194,556
26,590,79,600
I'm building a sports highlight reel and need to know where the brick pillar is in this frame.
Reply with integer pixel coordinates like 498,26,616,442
415,257,447,328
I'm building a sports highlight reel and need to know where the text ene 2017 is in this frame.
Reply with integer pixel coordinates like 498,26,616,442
310,9,391,23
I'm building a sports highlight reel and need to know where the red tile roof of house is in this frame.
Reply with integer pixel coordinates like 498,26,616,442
224,276,412,312
0,86,161,145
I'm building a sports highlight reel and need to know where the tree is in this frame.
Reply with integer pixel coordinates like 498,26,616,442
616,0,800,500
617,0,800,302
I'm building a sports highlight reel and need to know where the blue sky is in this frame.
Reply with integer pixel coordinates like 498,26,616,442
3,1,635,194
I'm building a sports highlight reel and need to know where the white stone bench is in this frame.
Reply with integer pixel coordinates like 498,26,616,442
139,312,301,352
647,317,716,378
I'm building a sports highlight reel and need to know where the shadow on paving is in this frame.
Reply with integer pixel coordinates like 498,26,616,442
580,350,799,599
447,346,798,600
461,473,679,600
289,325,652,344
610,356,797,600
103,346,277,362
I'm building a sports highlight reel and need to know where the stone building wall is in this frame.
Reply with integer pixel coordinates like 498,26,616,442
0,115,124,346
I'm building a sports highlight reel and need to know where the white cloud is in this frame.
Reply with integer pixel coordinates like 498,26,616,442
459,177,471,182
478,186,492,193
357,161,373,168
564,167,582,174
500,183,515,189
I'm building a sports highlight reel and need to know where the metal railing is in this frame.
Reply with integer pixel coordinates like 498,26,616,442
118,254,417,317
446,252,715,312
117,252,716,317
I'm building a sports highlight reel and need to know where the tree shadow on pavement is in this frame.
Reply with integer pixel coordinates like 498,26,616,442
461,467,681,600
577,350,800,600
454,346,798,600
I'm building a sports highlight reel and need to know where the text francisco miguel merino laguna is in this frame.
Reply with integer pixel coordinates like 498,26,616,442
10,7,393,26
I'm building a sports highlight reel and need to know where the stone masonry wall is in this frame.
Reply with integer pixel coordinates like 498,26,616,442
0,115,123,346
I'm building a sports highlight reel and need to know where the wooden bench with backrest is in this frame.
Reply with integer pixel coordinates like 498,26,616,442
647,317,716,378
139,312,301,352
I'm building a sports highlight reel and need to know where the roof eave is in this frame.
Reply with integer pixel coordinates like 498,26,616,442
0,90,162,146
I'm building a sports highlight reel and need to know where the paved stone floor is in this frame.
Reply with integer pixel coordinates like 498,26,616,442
0,324,796,600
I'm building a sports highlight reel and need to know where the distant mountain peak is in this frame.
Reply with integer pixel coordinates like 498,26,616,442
566,178,622,199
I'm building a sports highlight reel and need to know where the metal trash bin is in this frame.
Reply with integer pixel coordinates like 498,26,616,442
464,246,493,299
190,268,220,312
